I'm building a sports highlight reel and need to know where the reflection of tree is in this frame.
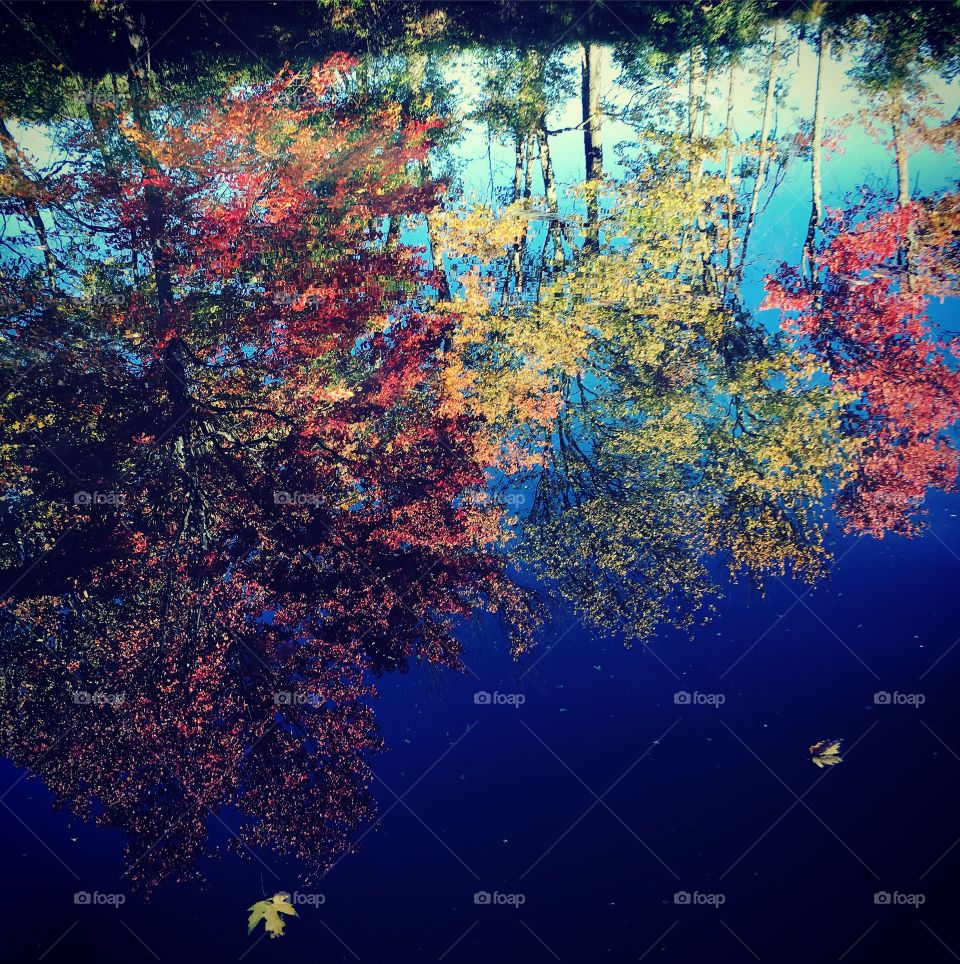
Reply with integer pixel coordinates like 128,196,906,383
2,0,960,888
843,1,960,211
435,140,856,641
0,56,534,887
765,198,960,537
0,580,380,890
515,162,855,640
468,45,575,279
760,8,960,538
428,10,905,642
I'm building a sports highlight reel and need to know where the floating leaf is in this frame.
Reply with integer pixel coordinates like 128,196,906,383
247,893,298,939
809,739,844,768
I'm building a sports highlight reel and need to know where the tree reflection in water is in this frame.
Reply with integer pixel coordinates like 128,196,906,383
1,0,958,890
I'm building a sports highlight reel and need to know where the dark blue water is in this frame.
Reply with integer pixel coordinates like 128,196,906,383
4,495,959,962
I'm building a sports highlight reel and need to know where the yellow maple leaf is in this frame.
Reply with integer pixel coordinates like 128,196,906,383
247,892,298,939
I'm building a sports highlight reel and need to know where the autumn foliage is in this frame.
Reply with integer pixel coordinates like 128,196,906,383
763,199,960,536
0,57,533,889
2,18,960,893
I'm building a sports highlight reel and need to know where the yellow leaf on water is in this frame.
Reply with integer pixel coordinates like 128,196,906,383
247,893,298,939
809,739,844,768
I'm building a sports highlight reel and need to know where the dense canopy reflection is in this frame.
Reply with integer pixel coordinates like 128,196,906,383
1,0,959,891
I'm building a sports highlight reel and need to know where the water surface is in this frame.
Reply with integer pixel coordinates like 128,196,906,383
1,2,960,961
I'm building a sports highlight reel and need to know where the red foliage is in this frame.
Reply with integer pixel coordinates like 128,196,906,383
0,59,534,889
763,202,960,536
